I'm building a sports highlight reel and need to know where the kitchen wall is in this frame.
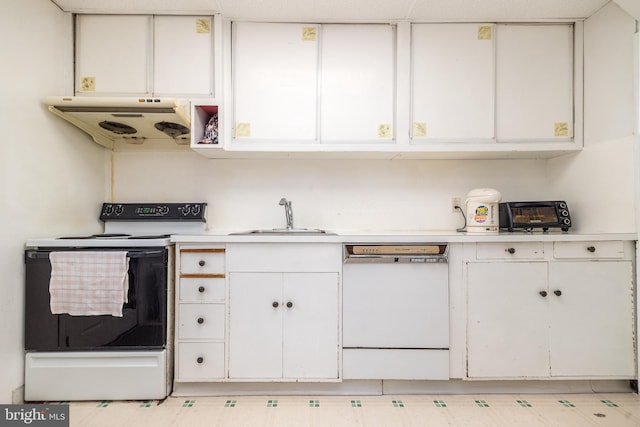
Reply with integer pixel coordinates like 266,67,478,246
113,154,554,233
0,0,108,403
549,2,638,233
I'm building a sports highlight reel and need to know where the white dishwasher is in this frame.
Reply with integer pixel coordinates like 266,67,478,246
342,243,450,380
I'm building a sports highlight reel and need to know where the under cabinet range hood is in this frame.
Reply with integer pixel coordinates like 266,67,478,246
45,96,191,149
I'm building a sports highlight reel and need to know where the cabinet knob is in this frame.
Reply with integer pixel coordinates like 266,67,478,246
554,290,562,296
197,317,205,324
198,260,206,266
286,301,293,308
196,357,204,364
507,248,516,254
272,301,279,308
198,286,205,293
539,290,547,297
587,246,596,253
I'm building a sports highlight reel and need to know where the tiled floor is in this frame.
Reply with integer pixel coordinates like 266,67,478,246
65,393,640,426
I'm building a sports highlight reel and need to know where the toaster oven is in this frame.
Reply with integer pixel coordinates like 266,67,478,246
499,201,571,232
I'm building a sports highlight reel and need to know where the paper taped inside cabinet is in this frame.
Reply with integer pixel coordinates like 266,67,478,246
351,245,442,255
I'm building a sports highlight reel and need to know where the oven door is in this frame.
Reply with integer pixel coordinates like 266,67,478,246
25,248,168,351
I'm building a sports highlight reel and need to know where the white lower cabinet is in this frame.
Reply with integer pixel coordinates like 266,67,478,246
228,272,339,380
467,241,635,379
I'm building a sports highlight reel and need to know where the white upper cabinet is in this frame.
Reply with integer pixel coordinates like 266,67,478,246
231,22,395,143
232,23,318,141
495,24,574,141
153,16,214,96
411,24,495,141
76,15,150,95
320,24,395,142
75,15,214,96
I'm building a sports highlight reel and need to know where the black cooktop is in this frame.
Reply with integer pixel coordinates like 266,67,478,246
57,234,170,240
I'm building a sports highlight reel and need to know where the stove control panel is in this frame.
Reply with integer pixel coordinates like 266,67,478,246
100,203,207,221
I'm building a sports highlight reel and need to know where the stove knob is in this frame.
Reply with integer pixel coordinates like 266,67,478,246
104,205,114,216
114,204,124,215
192,204,201,215
197,317,205,324
159,205,169,215
196,357,204,364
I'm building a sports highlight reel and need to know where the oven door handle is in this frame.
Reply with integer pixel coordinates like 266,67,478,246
26,250,165,260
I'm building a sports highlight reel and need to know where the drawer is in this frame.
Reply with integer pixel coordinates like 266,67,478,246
179,277,225,302
554,241,625,259
178,304,225,340
177,342,225,381
476,242,544,260
180,248,225,275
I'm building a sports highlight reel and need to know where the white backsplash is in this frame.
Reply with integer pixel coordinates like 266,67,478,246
112,152,555,232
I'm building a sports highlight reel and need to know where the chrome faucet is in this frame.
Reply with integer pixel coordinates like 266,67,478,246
279,198,294,229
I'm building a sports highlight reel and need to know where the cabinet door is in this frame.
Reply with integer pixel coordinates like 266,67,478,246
232,23,318,140
75,15,151,95
282,273,339,379
548,261,635,377
411,24,494,141
321,24,395,141
228,272,283,379
154,16,214,96
496,24,573,140
467,262,549,378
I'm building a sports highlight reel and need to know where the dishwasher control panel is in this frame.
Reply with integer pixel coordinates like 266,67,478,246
343,244,448,264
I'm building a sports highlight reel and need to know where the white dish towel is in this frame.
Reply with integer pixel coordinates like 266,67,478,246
49,251,129,317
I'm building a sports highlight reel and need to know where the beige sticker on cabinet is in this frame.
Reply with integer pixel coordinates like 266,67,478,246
80,77,96,92
378,124,392,138
477,26,492,40
235,123,251,137
196,18,211,34
554,122,569,137
413,122,427,138
302,26,317,41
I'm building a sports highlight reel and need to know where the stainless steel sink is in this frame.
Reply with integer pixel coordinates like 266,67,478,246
230,228,336,236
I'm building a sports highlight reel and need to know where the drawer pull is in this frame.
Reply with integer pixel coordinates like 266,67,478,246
272,301,279,308
286,301,293,308
196,357,204,364
507,248,516,254
587,246,596,253
198,286,205,293
539,290,547,297
554,290,562,296
197,317,205,324
198,260,206,266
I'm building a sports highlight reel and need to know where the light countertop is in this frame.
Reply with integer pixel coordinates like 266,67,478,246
171,230,637,244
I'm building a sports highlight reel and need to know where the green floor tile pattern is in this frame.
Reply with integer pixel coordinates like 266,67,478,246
517,399,532,407
601,399,618,407
475,400,490,407
97,401,111,408
433,400,446,407
182,400,195,408
392,400,405,408
559,399,575,407
139,401,153,408
267,400,278,408
309,400,320,407
350,400,362,408
224,400,237,408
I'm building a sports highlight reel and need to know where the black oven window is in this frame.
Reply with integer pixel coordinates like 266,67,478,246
512,206,558,224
